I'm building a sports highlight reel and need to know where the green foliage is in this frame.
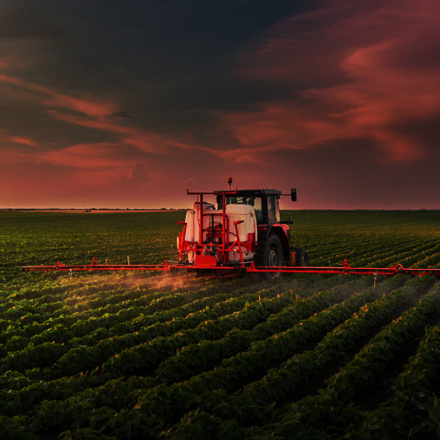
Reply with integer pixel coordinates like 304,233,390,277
1,210,440,439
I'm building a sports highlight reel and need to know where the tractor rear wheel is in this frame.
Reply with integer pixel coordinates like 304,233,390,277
256,233,283,279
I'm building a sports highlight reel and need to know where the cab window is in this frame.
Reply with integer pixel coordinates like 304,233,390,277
219,196,263,223
250,197,263,223
267,196,280,223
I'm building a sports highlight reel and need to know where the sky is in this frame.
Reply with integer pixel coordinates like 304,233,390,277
0,0,439,209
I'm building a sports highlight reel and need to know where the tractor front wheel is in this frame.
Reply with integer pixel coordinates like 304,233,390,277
295,247,309,267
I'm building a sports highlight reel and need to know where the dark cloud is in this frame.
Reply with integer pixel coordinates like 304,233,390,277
113,111,135,119
0,5,68,40
0,0,326,138
274,138,440,210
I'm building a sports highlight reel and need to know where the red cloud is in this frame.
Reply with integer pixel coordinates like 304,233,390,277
45,95,117,118
0,69,218,170
42,143,140,168
227,0,440,164
0,64,226,173
0,131,43,165
0,132,39,148
0,73,118,118
0,57,14,69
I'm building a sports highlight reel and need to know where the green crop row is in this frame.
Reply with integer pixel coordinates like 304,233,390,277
2,210,440,440
119,279,384,437
153,276,381,384
346,324,440,439
206,275,416,428
0,285,279,375
156,276,418,438
244,278,440,440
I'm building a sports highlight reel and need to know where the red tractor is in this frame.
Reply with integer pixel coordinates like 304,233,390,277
22,182,440,278
176,186,308,277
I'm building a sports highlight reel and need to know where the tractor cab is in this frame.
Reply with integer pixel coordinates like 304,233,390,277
216,189,282,225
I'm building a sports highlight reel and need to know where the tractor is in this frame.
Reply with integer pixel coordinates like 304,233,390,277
176,184,308,277
22,181,440,278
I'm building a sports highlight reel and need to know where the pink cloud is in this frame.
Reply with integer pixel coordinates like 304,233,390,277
0,68,223,161
0,64,227,176
48,110,223,159
0,73,118,119
45,94,118,118
0,68,221,173
226,0,440,164
0,57,14,69
0,132,39,148
0,131,43,165
216,147,270,165
42,143,140,168
48,111,179,154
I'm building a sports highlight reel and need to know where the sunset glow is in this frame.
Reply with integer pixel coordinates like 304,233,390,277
1,0,439,209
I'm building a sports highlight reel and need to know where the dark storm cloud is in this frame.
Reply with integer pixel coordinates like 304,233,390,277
0,0,327,145
0,0,326,138
388,117,440,154
0,4,68,40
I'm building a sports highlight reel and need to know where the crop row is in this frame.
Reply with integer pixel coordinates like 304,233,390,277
96,278,394,437
154,276,429,438
0,284,283,375
0,283,317,417
347,324,440,439
201,275,426,427
0,276,286,351
0,277,215,332
0,277,359,423
354,239,440,268
330,237,439,268
0,273,354,378
153,276,389,384
0,276,345,391
305,238,411,267
0,277,384,422
242,278,440,440
4,276,423,440
40,277,349,383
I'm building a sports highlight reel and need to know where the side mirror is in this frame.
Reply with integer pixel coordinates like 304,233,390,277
291,188,297,202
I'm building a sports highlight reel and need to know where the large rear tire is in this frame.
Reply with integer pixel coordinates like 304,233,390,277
255,233,283,279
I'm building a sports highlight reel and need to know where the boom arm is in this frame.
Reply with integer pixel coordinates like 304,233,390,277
21,258,440,277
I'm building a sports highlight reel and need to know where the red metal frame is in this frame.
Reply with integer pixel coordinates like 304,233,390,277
21,258,440,277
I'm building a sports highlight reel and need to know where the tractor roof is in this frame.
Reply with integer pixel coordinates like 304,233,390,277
230,189,282,196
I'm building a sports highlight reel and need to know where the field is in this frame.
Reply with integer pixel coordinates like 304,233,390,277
1,210,440,439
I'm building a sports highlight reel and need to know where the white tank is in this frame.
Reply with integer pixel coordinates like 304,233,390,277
178,202,257,263
184,209,195,242
180,202,216,263
226,204,257,262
